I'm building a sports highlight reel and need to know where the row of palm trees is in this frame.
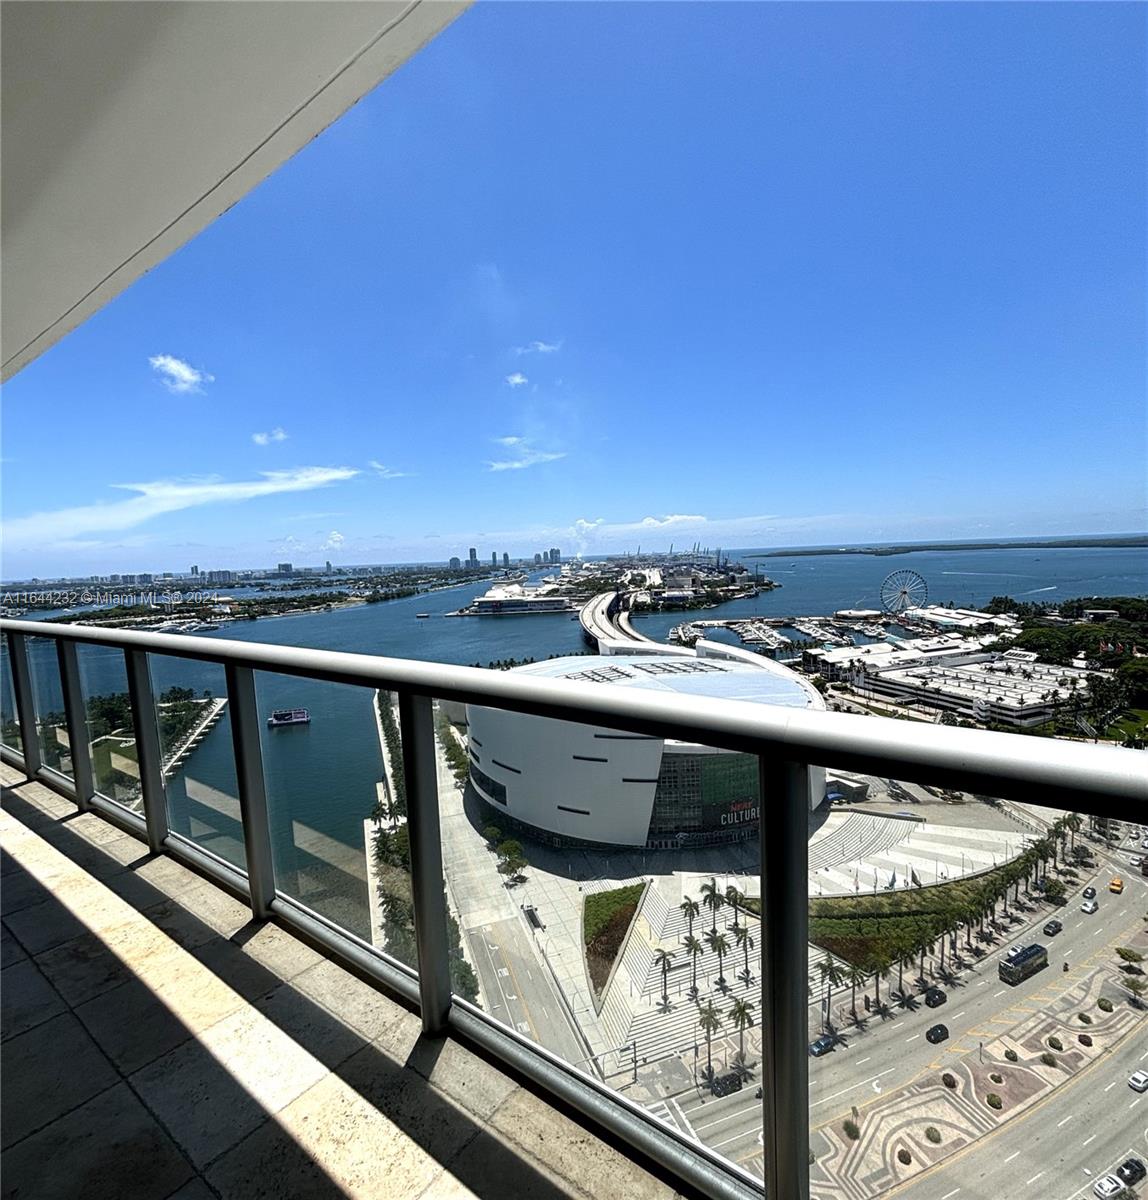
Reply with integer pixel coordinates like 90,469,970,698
813,814,1085,1026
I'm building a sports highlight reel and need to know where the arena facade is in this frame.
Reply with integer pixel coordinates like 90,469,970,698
465,647,826,849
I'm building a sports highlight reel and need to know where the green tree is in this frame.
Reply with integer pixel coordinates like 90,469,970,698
683,934,703,998
697,1000,723,1085
1116,947,1144,968
735,924,754,983
654,948,675,1007
496,839,527,884
700,878,723,935
728,997,755,1076
725,886,744,929
481,824,502,847
680,896,700,941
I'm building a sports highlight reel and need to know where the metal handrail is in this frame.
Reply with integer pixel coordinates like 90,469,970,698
2,617,1145,1200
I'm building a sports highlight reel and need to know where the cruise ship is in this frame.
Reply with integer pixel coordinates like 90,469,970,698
266,708,311,727
456,583,574,616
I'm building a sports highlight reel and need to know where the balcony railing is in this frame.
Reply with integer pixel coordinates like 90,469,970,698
1,617,1144,1200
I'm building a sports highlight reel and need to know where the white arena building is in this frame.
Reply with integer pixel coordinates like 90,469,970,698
466,647,826,849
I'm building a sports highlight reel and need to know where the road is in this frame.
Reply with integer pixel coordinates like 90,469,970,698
893,1031,1148,1200
658,836,1147,1176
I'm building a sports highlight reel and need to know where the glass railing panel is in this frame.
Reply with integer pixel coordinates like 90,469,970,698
437,688,766,1178
27,635,70,778
806,771,1109,1200
255,672,406,965
76,641,141,813
1,639,22,754
147,653,246,870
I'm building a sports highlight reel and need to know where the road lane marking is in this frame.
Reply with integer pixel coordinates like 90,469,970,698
1140,1049,1148,1061
941,1190,960,1199
1057,1114,1074,1127
906,1034,921,1042
1025,1172,1044,1185
1131,1097,1144,1109
953,1011,967,1019
856,1057,871,1065
994,988,1008,996
1083,1135,1097,1147
1105,1081,1119,1092
1004,1151,1020,1163
810,1068,897,1109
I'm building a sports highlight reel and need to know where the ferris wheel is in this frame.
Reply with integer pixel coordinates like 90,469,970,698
880,569,928,614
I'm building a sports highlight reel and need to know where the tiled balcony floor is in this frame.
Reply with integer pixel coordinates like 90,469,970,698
0,763,693,1200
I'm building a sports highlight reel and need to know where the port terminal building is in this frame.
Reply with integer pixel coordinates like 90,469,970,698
465,644,825,849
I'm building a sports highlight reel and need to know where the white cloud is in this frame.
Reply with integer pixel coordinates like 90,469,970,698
638,514,707,528
368,460,415,479
514,340,562,355
322,531,345,551
149,354,214,394
252,427,288,446
2,466,359,548
486,435,566,472
505,372,528,388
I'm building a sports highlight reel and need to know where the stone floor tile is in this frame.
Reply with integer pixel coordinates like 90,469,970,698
189,937,282,1002
34,930,135,1007
291,958,413,1043
206,1072,447,1200
406,1034,519,1122
1,1011,120,1149
162,1179,217,1200
75,977,197,1073
232,921,324,980
1,923,28,969
1,958,66,1041
127,854,209,899
0,1082,194,1200
2,893,92,954
488,1088,676,1200
130,1005,327,1169
434,1128,580,1200
253,981,369,1070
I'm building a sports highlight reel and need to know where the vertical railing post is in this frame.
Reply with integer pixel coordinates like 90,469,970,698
397,691,452,1035
57,639,95,810
7,632,42,776
125,649,168,853
758,757,811,1200
225,663,277,918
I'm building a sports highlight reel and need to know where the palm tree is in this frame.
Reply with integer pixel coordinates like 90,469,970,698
728,997,755,1075
818,956,846,1028
697,1000,723,1085
735,925,754,982
700,878,723,935
725,885,743,929
683,934,703,997
654,948,675,1008
1065,813,1082,851
712,932,731,989
847,963,867,1021
870,957,890,1010
680,896,700,942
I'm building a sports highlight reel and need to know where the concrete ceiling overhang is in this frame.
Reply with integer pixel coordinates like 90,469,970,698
1,0,468,380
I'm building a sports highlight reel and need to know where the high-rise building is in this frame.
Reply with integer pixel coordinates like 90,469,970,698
468,547,478,568
549,548,561,563
325,560,332,574
278,562,293,575
138,573,153,584
449,556,461,570
502,552,510,568
534,553,542,565
191,565,199,576
492,552,498,567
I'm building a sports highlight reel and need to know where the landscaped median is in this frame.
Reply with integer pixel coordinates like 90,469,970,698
583,882,647,1001
806,920,1148,1199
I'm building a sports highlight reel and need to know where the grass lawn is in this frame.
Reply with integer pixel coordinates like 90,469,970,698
584,882,646,997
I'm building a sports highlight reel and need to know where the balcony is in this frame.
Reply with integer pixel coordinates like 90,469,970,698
2,618,1143,1200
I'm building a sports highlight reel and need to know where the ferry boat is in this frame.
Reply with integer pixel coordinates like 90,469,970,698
267,708,311,727
416,613,430,619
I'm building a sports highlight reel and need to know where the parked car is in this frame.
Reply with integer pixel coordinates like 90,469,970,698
1083,886,1097,899
1129,1070,1148,1093
711,1072,742,1097
1093,1175,1124,1199
1109,877,1125,894
925,1024,949,1044
1132,857,1143,869
1082,898,1099,914
1043,919,1063,936
924,987,947,1008
1117,1157,1147,1186
809,1035,835,1057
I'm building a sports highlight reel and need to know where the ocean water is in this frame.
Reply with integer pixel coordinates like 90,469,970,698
20,545,1146,929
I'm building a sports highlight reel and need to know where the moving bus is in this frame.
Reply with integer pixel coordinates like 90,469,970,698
999,943,1048,985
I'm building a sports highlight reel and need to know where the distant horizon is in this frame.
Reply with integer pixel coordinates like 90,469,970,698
4,530,1146,584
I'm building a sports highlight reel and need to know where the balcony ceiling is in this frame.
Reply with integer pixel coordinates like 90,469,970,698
1,0,467,380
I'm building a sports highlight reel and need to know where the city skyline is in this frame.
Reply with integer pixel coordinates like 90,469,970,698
2,3,1145,576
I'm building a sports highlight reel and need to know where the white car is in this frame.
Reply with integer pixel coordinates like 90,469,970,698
1081,898,1099,914
1142,838,1148,849
1132,857,1144,868
1093,1175,1124,1199
1129,1070,1148,1093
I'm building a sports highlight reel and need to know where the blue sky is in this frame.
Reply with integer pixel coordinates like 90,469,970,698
3,2,1145,577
